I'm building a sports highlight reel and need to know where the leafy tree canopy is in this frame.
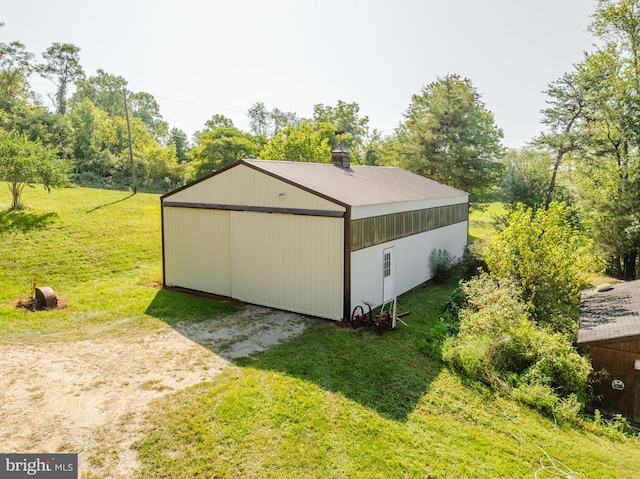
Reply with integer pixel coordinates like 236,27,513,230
535,0,640,278
129,91,169,141
37,42,84,115
312,100,369,159
483,202,592,332
0,130,70,209
246,102,300,138
168,127,189,163
499,148,574,212
259,120,332,163
72,69,127,118
191,125,259,177
380,74,504,205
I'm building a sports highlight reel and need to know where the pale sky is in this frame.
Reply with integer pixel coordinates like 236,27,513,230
3,1,597,148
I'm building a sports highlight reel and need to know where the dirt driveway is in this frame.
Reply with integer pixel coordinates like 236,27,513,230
0,306,311,478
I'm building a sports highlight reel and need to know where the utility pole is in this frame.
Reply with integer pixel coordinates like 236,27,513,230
123,89,137,194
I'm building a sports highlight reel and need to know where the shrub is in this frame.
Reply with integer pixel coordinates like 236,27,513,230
429,249,455,283
587,411,636,441
457,242,487,279
442,334,507,390
483,202,591,332
440,282,467,326
441,272,592,421
457,274,530,336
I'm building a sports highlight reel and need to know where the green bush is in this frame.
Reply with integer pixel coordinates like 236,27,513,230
483,202,591,332
439,282,466,329
429,248,455,283
442,334,507,390
457,242,487,279
441,272,592,422
457,274,531,336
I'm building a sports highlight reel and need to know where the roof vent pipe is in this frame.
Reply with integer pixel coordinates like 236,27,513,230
331,131,351,168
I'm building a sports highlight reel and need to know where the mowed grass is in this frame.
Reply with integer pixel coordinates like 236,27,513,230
1,184,639,478
134,280,640,479
0,184,236,342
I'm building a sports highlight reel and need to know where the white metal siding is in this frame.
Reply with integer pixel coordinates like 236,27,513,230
231,212,344,320
427,222,468,275
351,196,468,220
163,207,232,295
350,221,468,313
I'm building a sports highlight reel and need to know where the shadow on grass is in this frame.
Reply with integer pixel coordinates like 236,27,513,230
145,281,456,422
238,321,445,422
85,193,135,213
144,287,240,327
0,209,58,233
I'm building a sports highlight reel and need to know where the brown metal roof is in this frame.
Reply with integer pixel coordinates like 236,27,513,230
577,280,640,346
242,159,468,207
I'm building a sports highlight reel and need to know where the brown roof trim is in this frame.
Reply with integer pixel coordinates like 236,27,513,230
160,159,242,200
576,333,640,347
162,201,345,218
161,159,350,210
240,160,350,210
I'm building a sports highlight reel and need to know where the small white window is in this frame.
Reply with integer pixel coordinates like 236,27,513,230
383,252,391,277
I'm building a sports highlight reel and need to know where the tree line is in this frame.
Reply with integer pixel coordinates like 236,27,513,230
0,40,391,194
1,0,639,280
500,0,640,280
0,37,504,201
440,0,640,424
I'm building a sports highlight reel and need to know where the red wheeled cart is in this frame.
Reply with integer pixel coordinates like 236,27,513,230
349,299,410,335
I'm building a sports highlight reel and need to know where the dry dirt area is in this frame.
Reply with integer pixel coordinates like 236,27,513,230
0,305,312,478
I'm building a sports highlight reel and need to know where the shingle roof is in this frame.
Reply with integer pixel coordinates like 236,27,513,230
577,280,640,346
243,160,468,207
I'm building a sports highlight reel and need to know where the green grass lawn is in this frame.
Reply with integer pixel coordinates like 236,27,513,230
0,184,236,342
468,202,506,243
2,185,639,478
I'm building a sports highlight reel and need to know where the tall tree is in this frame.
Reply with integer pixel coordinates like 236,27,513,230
381,74,504,205
247,102,269,138
312,100,370,160
69,98,119,180
72,69,128,117
535,70,589,207
129,91,168,141
203,113,234,130
566,0,640,278
270,108,299,135
36,43,84,115
0,41,34,120
246,104,300,138
168,127,189,163
500,148,560,212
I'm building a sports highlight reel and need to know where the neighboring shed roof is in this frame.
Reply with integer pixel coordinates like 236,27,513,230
242,160,468,207
577,280,640,346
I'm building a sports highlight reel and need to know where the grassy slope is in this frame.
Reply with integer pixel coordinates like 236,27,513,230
0,184,236,341
1,187,638,478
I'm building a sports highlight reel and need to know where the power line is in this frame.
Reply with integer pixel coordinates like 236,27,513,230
155,95,245,114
